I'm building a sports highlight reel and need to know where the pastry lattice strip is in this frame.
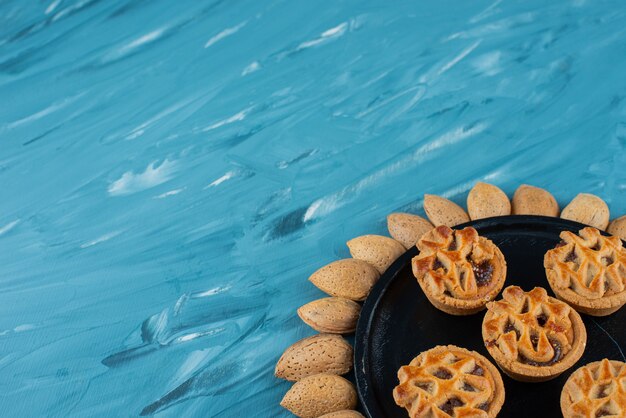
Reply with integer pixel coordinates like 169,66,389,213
484,287,574,364
546,227,626,299
395,351,495,418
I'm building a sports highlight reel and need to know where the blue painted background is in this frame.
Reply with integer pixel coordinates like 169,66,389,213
1,0,626,416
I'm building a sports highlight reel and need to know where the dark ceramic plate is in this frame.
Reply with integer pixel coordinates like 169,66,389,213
354,215,626,418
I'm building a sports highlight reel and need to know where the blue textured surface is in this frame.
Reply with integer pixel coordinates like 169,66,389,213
1,0,626,416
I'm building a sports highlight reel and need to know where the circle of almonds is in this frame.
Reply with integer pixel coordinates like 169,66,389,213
275,182,626,418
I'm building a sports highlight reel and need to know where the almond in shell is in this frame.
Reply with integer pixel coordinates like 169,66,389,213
280,374,357,418
309,259,380,301
467,182,511,220
347,235,405,274
423,194,470,227
560,193,610,230
298,297,361,334
319,411,365,418
387,213,434,249
511,184,559,216
608,215,626,241
275,334,353,381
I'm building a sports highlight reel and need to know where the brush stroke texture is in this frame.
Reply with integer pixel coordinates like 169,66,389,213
1,0,626,416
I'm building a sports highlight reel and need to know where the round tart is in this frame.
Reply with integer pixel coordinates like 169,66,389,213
393,345,505,418
412,226,507,315
482,286,587,382
560,358,626,418
544,227,626,316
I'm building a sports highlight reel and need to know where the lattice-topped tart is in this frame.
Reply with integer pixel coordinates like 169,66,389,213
393,345,505,418
560,358,626,418
482,286,587,382
544,227,626,316
412,226,507,315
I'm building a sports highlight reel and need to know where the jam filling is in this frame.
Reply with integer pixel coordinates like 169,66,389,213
414,381,432,392
470,364,484,376
433,258,445,271
602,256,614,266
439,397,464,416
471,260,493,287
461,382,476,392
536,314,548,327
448,239,457,251
565,250,577,263
504,319,521,339
518,339,563,366
433,368,453,380
477,402,489,412
595,384,611,399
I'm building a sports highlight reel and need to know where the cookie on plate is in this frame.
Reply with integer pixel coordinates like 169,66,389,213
482,286,586,382
393,345,505,418
561,358,626,418
412,226,507,315
544,227,626,316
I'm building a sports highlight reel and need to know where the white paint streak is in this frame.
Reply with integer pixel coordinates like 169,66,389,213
0,220,20,236
193,286,231,298
204,21,247,48
102,27,167,63
205,171,236,189
14,324,35,332
472,51,502,76
438,40,482,76
108,160,177,196
45,0,62,15
296,22,347,51
201,107,252,132
8,93,84,130
242,61,260,76
156,188,184,199
469,0,502,24
80,230,123,248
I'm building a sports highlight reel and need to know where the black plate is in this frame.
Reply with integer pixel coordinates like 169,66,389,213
354,215,626,418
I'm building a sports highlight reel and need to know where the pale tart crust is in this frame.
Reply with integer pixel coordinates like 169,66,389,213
544,227,626,316
393,345,505,418
560,359,626,418
412,226,507,316
482,286,587,382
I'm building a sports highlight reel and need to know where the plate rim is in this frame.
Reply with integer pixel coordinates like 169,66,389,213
353,214,615,418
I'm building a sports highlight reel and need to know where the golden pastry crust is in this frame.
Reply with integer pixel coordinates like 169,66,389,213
544,227,626,316
482,286,586,382
393,345,505,418
561,359,626,418
412,226,507,315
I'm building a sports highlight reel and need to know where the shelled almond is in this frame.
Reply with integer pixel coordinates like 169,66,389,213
423,194,470,227
511,184,559,216
309,259,380,301
560,193,610,230
275,334,353,381
347,235,405,274
467,182,511,220
280,374,357,418
298,297,361,334
387,213,433,249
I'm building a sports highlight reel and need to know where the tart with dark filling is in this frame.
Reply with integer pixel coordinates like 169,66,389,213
412,226,507,315
561,358,626,418
393,345,505,418
544,227,626,316
482,286,587,382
